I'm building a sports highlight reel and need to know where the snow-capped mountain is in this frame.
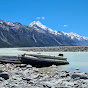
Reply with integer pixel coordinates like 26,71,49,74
0,19,88,47
29,21,88,45
62,32,88,45
63,32,88,40
29,21,52,31
29,21,62,35
29,21,88,44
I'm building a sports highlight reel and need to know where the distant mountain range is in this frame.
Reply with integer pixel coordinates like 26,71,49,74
0,19,88,47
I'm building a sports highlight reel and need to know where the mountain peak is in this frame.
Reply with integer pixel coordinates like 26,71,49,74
29,21,54,33
29,21,41,26
29,21,47,29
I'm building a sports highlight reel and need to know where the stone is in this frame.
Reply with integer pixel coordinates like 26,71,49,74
0,72,9,80
0,77,4,81
26,65,32,68
43,81,56,88
0,63,88,88
20,64,26,67
0,70,4,73
33,67,39,72
71,73,88,79
2,80,8,86
50,65,57,68
75,68,79,70
61,74,66,78
66,73,70,77
22,78,31,81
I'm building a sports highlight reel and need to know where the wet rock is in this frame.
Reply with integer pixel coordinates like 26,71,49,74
66,73,70,77
0,72,9,80
61,74,66,78
60,72,68,78
43,81,56,88
63,81,75,87
71,73,88,79
26,65,32,68
2,80,8,86
50,65,57,68
0,70,4,73
22,69,39,79
5,63,11,67
0,77,4,81
72,68,79,70
65,71,70,73
33,67,39,72
22,77,31,81
22,69,29,76
75,68,79,70
19,64,27,67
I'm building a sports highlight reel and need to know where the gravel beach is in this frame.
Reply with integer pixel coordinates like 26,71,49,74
0,63,88,88
19,46,88,52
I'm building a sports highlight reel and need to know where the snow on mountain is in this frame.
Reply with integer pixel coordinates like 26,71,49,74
0,19,88,47
0,20,4,24
29,21,88,45
63,32,88,41
29,21,53,32
29,21,88,42
61,31,88,45
0,20,14,26
0,20,25,31
29,21,61,35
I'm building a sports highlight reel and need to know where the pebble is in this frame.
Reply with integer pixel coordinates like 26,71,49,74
50,65,57,68
26,65,32,68
0,63,88,88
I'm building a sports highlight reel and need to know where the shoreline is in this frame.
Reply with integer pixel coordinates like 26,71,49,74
0,63,88,88
19,46,88,52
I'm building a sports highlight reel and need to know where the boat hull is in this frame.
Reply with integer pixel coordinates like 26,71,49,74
0,59,22,64
21,57,69,67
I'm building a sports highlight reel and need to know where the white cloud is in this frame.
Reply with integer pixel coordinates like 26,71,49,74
63,25,68,27
36,17,45,20
42,17,45,19
36,17,40,19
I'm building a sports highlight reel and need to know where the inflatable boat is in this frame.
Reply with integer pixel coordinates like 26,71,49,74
0,54,69,67
20,54,69,67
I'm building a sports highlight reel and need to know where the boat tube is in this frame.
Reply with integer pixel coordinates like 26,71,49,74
20,54,69,67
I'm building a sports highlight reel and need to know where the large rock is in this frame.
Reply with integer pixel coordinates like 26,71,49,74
71,73,88,79
26,65,32,69
19,64,27,68
0,72,9,80
0,70,4,73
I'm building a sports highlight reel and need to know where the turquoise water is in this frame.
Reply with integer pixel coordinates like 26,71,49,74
0,48,88,72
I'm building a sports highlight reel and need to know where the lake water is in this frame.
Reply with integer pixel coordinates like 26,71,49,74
0,48,88,73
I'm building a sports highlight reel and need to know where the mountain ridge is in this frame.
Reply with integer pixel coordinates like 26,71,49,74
0,19,88,47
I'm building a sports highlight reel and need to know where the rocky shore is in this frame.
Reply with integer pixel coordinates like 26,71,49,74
0,63,88,88
19,46,88,52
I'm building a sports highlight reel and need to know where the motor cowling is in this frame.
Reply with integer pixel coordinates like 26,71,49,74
58,54,63,56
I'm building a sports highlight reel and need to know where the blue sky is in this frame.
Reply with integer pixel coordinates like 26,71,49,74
0,0,88,36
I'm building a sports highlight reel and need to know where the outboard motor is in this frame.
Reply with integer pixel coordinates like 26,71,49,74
22,54,25,57
58,54,63,57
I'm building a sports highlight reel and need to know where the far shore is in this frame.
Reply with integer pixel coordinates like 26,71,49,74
19,46,88,52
